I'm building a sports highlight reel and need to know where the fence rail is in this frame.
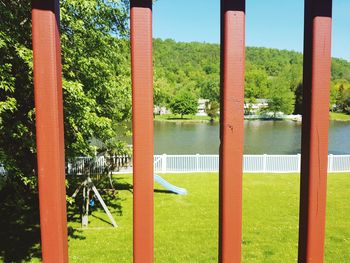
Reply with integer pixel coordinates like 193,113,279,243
154,154,350,173
68,154,350,174
67,155,132,175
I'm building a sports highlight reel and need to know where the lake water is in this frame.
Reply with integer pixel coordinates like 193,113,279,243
153,120,350,155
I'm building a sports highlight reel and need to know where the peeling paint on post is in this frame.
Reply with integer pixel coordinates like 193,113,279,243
219,1,246,262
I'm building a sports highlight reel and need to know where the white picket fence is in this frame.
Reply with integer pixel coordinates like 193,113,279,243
69,154,350,174
153,154,350,173
68,155,132,175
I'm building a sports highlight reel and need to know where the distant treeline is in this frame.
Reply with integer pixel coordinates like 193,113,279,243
153,38,350,115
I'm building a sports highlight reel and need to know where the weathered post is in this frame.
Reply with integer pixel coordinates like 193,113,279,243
298,0,333,262
219,1,246,262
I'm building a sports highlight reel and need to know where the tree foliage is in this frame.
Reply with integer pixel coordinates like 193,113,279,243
153,39,350,116
0,0,131,188
60,0,131,158
334,82,350,113
245,64,269,99
267,76,295,117
205,101,219,121
2,7,350,190
169,90,198,118
0,1,37,186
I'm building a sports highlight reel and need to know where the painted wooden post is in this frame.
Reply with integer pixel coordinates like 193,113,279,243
32,0,68,262
298,0,333,262
130,0,154,262
219,1,246,262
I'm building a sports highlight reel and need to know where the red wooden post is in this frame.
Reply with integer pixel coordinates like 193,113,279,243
298,0,333,262
219,1,246,262
32,0,68,262
130,1,154,262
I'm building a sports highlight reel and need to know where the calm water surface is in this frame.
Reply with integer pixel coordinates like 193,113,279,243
153,120,350,154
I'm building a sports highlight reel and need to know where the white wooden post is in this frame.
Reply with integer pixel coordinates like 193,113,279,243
162,154,167,173
329,154,334,172
297,153,301,172
196,154,200,171
102,156,106,174
263,154,267,173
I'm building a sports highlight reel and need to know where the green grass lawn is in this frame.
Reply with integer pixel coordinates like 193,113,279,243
61,172,350,263
330,112,350,121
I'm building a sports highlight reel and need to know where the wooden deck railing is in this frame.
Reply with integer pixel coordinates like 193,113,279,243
31,0,334,262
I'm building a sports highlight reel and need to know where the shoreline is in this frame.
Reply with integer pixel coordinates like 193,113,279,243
154,113,350,123
154,118,215,123
329,112,350,122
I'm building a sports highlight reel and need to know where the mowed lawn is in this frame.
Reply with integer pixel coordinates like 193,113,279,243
66,173,350,262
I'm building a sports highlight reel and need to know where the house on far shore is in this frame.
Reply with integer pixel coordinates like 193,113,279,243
244,98,268,115
154,98,210,116
196,98,209,116
154,106,171,115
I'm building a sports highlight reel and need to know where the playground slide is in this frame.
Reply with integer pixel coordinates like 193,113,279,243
154,174,188,195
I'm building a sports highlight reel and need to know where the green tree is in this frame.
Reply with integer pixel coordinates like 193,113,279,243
332,58,350,81
154,77,172,108
0,1,37,187
337,85,350,114
245,67,269,99
294,83,303,114
169,90,198,118
199,75,220,102
267,77,295,118
205,101,219,121
330,81,338,111
152,39,350,116
0,0,131,188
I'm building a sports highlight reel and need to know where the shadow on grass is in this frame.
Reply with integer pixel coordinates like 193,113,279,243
0,183,41,262
0,173,181,261
0,174,131,262
90,214,114,227
66,174,132,223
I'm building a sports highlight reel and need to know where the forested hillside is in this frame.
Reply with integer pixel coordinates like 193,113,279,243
153,38,350,115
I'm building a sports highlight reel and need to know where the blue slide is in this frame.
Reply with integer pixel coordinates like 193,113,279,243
154,174,188,195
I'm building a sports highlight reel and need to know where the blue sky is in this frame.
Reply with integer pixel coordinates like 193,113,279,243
153,0,350,61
